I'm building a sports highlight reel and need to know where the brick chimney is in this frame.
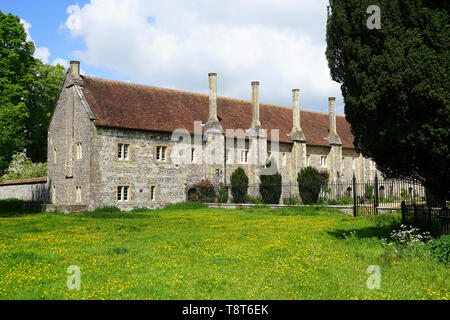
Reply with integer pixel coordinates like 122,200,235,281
251,81,262,129
327,97,342,145
70,60,81,80
289,89,306,141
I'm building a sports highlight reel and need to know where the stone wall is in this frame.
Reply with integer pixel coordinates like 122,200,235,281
0,178,49,202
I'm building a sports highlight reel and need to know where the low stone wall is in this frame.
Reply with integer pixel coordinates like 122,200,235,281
206,203,399,215
0,177,49,203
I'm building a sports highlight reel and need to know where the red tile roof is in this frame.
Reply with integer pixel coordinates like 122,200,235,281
81,76,355,148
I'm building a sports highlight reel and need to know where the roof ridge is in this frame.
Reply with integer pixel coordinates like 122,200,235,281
82,75,344,117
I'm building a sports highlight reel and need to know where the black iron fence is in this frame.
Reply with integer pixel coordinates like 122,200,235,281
401,202,450,236
226,175,432,217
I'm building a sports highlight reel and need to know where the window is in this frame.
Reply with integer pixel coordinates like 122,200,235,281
117,186,131,202
226,149,231,163
191,148,195,163
352,158,357,170
321,156,327,168
282,153,287,167
75,187,82,203
76,143,83,160
156,145,168,162
240,150,249,163
53,148,57,164
51,186,56,204
342,157,345,169
306,154,311,166
149,185,157,202
117,143,130,161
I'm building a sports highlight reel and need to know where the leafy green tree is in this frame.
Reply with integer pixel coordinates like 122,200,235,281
230,167,249,203
0,11,35,172
326,1,449,205
259,161,282,204
25,61,65,163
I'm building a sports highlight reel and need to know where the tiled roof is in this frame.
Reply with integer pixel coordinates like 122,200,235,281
0,177,47,186
81,76,355,148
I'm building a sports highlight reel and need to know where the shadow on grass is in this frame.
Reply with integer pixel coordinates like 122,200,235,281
328,213,403,240
0,199,43,218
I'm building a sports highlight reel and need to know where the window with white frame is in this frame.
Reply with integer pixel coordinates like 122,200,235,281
321,156,327,168
307,154,311,166
240,150,249,163
117,143,130,161
75,186,82,203
149,185,157,202
76,143,83,160
156,145,168,162
117,186,131,202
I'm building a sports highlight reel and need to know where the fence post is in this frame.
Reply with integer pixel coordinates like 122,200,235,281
352,174,357,217
401,200,406,224
374,173,379,208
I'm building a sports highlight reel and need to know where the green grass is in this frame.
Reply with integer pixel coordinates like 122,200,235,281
0,200,448,300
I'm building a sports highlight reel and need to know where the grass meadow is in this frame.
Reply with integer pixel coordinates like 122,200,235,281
0,200,448,300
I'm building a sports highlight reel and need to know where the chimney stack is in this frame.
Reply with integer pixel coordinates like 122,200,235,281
70,60,81,80
208,73,218,122
251,81,262,129
327,97,341,145
289,89,306,141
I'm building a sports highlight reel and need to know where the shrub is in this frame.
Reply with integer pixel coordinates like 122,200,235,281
297,167,323,205
231,167,248,203
259,162,282,204
429,235,450,264
365,185,375,199
1,150,47,182
188,180,216,203
283,197,299,206
247,196,263,205
217,186,229,203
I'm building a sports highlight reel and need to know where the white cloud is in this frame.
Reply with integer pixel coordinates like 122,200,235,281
35,47,51,64
64,0,343,112
20,19,68,68
52,58,69,68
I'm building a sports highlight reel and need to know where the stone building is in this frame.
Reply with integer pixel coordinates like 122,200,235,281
47,61,379,211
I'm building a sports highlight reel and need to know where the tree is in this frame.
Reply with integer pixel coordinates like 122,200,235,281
297,167,326,205
0,11,35,172
326,1,449,205
25,61,65,163
259,161,282,204
230,167,249,203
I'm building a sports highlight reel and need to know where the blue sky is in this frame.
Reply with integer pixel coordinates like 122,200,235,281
0,0,126,81
0,0,345,114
